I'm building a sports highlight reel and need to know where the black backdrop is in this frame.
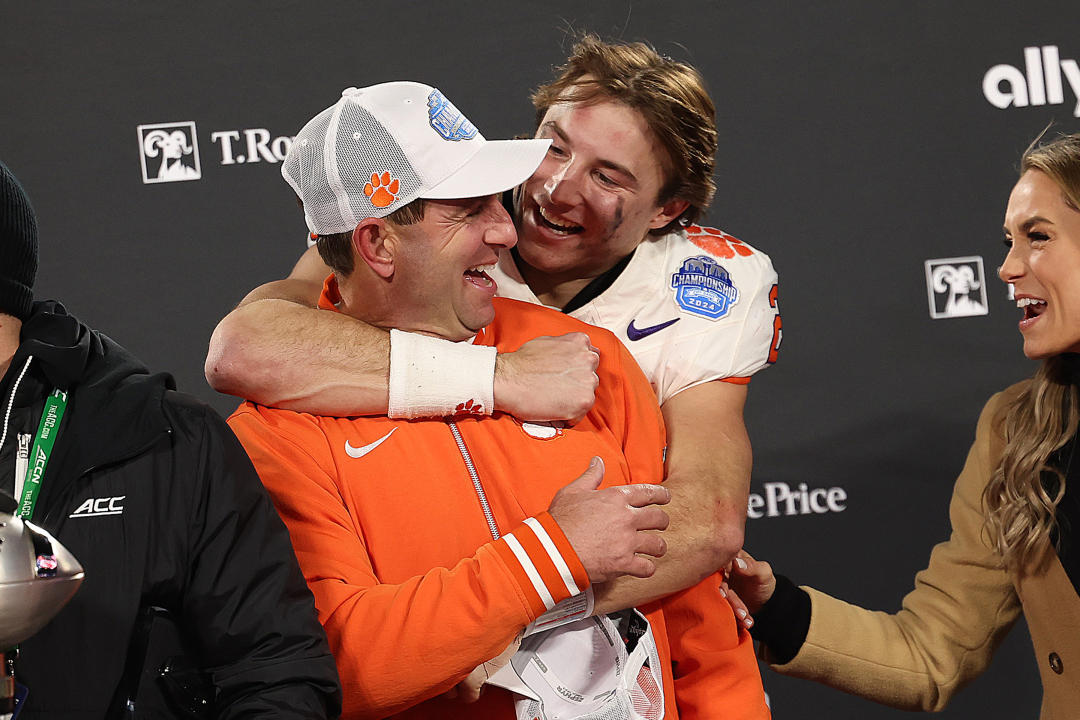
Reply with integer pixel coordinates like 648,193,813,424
4,2,1079,716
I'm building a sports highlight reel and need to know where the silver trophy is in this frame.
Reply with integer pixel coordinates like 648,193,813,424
0,494,84,719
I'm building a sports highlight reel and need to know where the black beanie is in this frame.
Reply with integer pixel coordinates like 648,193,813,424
0,161,38,321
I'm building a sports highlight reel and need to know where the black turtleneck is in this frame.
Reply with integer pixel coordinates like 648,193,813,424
1049,353,1080,593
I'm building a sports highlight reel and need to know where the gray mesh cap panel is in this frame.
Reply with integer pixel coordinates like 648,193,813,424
333,101,423,222
281,106,344,234
281,98,424,235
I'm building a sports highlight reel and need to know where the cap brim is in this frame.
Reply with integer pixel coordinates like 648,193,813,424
421,138,550,200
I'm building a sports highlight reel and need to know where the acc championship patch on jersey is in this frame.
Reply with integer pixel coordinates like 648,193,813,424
670,255,740,320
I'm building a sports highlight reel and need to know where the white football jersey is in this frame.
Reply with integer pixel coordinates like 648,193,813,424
492,225,781,405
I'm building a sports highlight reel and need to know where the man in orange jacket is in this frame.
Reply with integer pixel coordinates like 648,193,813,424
228,82,764,719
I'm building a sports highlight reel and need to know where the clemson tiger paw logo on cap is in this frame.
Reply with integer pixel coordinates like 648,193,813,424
364,171,400,208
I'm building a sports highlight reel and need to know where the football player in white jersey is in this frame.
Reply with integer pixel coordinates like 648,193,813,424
206,36,781,619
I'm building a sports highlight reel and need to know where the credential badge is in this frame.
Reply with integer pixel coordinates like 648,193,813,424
427,89,478,141
671,255,739,320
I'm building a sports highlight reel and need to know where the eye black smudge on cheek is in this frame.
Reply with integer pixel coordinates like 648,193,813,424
607,199,625,237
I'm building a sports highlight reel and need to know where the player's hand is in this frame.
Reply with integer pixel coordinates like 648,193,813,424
442,633,522,703
548,457,670,583
722,550,776,620
494,333,599,421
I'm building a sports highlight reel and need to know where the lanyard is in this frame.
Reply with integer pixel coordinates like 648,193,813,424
16,389,68,520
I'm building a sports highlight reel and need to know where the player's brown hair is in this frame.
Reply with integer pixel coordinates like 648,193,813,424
531,35,717,233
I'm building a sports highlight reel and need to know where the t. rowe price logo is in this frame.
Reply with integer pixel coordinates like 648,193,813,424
983,45,1080,117
210,129,295,165
747,482,847,519
138,123,295,184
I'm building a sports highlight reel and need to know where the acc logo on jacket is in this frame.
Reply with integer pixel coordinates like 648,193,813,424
69,495,126,518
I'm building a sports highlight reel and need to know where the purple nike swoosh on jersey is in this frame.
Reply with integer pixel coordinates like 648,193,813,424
626,318,680,341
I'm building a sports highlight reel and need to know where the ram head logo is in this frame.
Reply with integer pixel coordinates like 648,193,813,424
137,122,201,183
931,263,987,317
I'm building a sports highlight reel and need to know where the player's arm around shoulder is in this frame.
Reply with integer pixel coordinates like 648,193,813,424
208,270,599,421
206,246,393,414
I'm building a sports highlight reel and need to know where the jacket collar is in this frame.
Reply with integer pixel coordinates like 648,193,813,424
3,300,174,477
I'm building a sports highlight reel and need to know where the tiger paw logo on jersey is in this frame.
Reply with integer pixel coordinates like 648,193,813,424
427,89,478,141
364,171,399,208
517,420,564,441
671,255,740,320
686,224,754,259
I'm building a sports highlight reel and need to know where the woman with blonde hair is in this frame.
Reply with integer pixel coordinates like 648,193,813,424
731,133,1080,719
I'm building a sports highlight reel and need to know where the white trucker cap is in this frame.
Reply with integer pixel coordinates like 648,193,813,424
282,82,550,235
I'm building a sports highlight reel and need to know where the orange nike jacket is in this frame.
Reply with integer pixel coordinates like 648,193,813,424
229,295,766,720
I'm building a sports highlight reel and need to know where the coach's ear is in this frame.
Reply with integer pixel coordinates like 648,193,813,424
353,218,396,278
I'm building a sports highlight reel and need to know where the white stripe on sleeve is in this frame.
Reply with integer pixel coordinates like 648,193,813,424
504,532,556,610
523,516,581,596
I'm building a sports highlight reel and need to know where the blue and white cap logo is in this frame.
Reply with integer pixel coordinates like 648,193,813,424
427,90,478,141
671,255,739,320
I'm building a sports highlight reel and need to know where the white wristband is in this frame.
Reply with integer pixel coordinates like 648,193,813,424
388,329,497,419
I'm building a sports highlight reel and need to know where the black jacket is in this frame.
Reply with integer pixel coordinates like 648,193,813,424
0,301,341,719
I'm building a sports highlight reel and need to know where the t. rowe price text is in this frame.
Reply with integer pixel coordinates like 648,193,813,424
747,482,847,519
211,129,295,165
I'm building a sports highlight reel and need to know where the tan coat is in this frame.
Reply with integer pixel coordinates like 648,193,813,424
769,382,1080,718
